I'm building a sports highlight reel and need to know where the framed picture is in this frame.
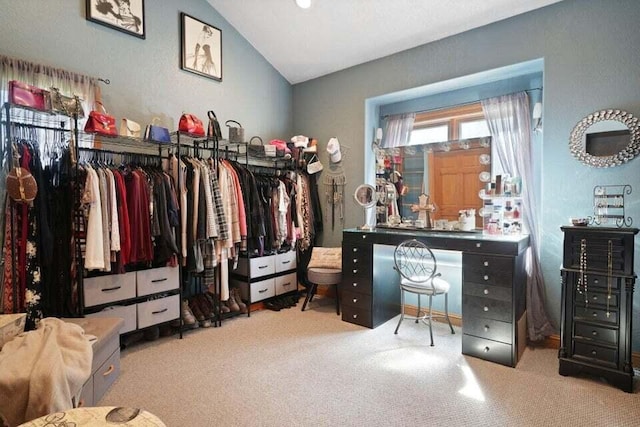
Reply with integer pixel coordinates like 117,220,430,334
181,13,222,81
86,0,146,39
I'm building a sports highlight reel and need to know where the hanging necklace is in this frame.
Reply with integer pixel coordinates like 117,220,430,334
578,238,588,305
607,240,613,318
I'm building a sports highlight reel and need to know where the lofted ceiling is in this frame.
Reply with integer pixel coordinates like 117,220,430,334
207,0,563,84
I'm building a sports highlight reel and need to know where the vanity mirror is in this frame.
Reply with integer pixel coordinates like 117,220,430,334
569,109,640,168
354,184,377,230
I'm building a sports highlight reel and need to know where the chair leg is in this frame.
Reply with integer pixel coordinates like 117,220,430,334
309,285,317,303
394,289,405,334
445,293,455,334
416,294,421,323
301,284,317,311
335,283,340,315
428,295,434,346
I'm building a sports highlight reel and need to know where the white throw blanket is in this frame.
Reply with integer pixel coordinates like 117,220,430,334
0,318,93,426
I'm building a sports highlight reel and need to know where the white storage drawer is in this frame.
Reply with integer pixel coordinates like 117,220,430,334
276,272,297,295
136,266,179,296
275,251,297,273
234,277,275,303
137,294,180,329
86,305,137,334
83,272,136,308
236,255,276,278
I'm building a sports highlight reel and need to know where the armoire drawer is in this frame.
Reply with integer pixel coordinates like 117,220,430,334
341,305,372,328
463,282,512,302
574,322,618,346
341,289,372,310
236,255,276,278
342,277,372,295
86,304,137,334
275,272,297,295
573,341,618,368
136,266,179,296
463,294,512,323
275,251,297,273
462,334,513,367
136,294,180,329
573,306,618,325
83,272,136,307
463,254,513,286
462,317,512,344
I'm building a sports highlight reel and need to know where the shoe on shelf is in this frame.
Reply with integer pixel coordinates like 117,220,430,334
208,291,230,314
226,293,241,312
182,300,198,328
196,293,214,319
200,318,212,328
189,297,206,322
203,292,219,320
264,300,281,311
231,288,248,313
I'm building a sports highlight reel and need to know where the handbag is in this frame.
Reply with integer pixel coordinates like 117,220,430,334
8,80,49,111
6,143,38,204
144,117,172,144
120,118,141,138
179,113,205,136
306,154,324,174
84,102,118,136
225,120,244,143
50,87,85,118
207,111,222,140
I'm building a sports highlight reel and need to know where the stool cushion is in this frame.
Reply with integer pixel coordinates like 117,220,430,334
308,267,342,285
400,276,450,295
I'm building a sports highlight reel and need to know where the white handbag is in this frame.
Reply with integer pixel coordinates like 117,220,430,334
306,154,323,174
120,118,141,138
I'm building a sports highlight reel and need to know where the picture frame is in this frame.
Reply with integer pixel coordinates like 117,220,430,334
180,12,222,81
86,0,146,39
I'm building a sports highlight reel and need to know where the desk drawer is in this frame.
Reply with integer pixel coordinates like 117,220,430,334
463,254,513,287
463,294,512,323
275,251,297,273
136,266,179,296
342,289,372,310
276,272,297,295
342,277,372,295
463,318,512,344
574,322,617,346
573,306,618,325
137,294,180,329
573,289,618,308
341,305,372,328
462,334,513,366
463,282,511,302
83,272,136,307
573,341,617,368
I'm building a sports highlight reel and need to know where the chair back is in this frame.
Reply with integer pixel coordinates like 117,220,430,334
393,239,438,284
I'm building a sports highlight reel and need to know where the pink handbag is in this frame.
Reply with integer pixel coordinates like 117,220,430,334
8,81,49,111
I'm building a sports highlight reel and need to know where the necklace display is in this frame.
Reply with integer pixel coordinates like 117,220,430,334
577,238,588,304
607,240,613,318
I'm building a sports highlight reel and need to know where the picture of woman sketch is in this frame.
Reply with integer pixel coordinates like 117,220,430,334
87,0,145,39
181,13,222,81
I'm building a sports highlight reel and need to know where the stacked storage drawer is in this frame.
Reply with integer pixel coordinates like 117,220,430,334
233,250,297,304
84,266,180,332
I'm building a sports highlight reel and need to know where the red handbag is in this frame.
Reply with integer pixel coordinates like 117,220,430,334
84,102,118,136
8,81,49,111
179,113,205,137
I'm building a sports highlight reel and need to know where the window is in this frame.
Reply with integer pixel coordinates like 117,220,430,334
409,125,448,145
459,119,490,139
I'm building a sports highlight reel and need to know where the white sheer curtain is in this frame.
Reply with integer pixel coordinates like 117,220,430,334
380,113,415,148
481,92,554,341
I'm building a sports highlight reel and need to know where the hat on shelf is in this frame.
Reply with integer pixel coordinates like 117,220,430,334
291,135,309,148
326,137,342,163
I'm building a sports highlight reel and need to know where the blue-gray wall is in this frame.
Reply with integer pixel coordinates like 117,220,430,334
292,0,640,349
0,0,292,139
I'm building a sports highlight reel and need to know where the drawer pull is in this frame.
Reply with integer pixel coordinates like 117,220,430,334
593,279,599,285
281,260,291,264
476,242,482,248
152,308,168,315
591,350,597,356
353,298,358,303
484,325,490,332
258,288,269,293
102,364,115,377
151,278,168,283
483,261,489,267
258,265,269,269
353,269,358,274
101,286,121,292
483,346,490,353
483,275,489,281
483,289,489,295
352,282,358,287
592,312,598,318
352,314,358,319
353,258,358,263
281,282,291,287
353,248,358,252
483,306,489,312
362,235,367,239
592,330,598,336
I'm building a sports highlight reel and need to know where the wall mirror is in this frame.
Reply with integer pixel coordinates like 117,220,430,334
569,109,640,168
354,184,377,229
377,137,491,227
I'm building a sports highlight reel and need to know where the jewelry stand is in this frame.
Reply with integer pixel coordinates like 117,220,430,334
589,184,632,227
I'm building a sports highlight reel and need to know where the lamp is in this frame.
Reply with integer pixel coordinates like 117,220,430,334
295,0,312,9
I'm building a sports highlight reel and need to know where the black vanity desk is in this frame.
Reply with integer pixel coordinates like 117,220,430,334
342,227,530,367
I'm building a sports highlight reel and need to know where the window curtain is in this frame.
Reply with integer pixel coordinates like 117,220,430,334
380,113,415,148
481,92,554,341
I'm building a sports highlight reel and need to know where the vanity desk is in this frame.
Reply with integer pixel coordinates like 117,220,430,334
342,227,530,367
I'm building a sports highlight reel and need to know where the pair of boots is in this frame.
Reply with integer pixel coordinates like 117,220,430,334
223,288,247,314
186,293,219,328
264,293,300,311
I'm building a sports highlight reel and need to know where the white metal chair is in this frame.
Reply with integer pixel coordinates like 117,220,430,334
393,239,455,346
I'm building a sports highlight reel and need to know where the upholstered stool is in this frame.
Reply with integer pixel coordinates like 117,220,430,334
302,267,342,315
